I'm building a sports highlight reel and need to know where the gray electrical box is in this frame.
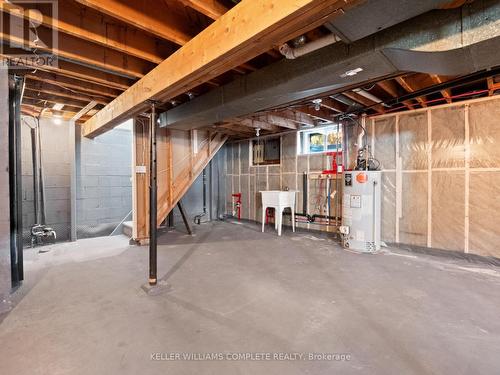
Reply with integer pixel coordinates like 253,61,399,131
341,171,382,252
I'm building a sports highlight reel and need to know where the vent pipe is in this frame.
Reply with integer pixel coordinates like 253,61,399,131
279,33,341,59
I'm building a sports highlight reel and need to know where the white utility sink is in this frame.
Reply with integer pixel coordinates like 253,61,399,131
260,190,297,236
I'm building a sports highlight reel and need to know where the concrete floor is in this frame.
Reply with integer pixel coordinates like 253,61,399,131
1,221,500,374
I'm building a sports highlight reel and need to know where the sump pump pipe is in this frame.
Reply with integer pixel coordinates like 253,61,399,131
279,33,341,59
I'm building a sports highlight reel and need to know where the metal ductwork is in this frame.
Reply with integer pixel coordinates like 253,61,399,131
160,0,500,130
324,0,460,43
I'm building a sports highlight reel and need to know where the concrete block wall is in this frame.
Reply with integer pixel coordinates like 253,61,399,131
76,122,133,238
21,117,71,242
19,118,134,241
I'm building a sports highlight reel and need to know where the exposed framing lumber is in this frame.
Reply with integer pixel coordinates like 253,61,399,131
0,19,154,79
24,83,110,106
320,97,348,113
343,91,385,113
396,76,427,107
207,124,253,137
0,0,175,64
179,0,280,61
295,106,335,122
83,0,360,138
430,75,452,103
73,0,255,74
255,114,298,129
132,126,227,241
219,122,260,135
271,110,314,127
377,80,415,110
233,118,281,132
486,76,500,96
0,50,133,90
38,60,133,91
179,0,228,20
74,0,194,46
26,71,122,99
23,96,89,113
21,103,91,122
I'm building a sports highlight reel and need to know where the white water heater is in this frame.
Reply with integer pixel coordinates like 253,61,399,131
341,171,382,252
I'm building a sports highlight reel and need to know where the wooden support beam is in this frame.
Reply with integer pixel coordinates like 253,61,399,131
39,60,133,91
274,109,314,127
83,0,359,138
0,27,153,79
295,106,335,122
255,114,298,129
74,0,194,46
0,49,134,90
26,71,123,99
178,0,280,63
24,83,110,106
0,15,155,79
320,97,348,113
23,96,85,113
179,0,228,20
72,0,255,75
23,93,93,111
220,123,261,135
234,118,281,132
21,103,91,122
430,75,452,103
487,77,494,96
205,124,251,137
487,79,500,96
343,91,385,113
396,76,427,107
377,80,414,110
0,0,175,64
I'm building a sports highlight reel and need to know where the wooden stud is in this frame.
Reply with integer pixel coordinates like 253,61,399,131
82,0,361,138
0,0,175,64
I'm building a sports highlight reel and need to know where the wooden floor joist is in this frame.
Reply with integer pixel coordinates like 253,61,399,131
0,26,154,79
0,0,175,64
26,72,123,99
82,0,362,138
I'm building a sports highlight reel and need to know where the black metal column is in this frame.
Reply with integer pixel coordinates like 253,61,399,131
177,200,193,235
148,102,158,286
9,75,24,288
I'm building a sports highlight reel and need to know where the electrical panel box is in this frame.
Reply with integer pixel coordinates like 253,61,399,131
342,171,382,253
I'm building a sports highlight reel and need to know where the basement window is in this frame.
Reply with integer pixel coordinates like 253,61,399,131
252,137,281,166
297,124,342,155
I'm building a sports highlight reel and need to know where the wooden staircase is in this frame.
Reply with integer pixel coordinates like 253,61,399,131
132,119,227,242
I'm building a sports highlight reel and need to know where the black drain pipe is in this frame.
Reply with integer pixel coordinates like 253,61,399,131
9,75,24,287
302,172,308,216
148,102,158,286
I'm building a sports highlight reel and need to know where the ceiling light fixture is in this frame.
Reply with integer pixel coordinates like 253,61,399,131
341,67,364,78
312,98,322,111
